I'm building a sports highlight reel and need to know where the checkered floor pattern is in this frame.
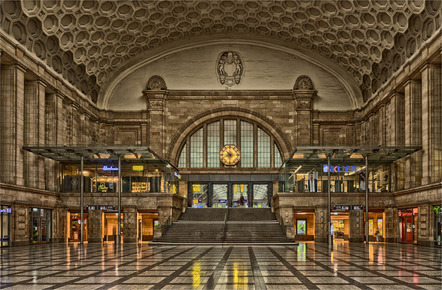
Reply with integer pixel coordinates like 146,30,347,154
0,242,440,289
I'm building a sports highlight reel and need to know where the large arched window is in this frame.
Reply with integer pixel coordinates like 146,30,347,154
178,118,283,168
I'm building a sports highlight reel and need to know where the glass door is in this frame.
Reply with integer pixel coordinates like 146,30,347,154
252,184,269,208
212,184,228,208
232,184,248,208
190,183,209,208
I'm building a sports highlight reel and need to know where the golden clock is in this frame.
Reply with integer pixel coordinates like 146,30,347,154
220,144,240,166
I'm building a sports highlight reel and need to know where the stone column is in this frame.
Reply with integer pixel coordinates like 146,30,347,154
349,209,364,243
71,103,80,145
24,80,46,189
292,75,316,146
0,64,26,185
418,203,433,247
87,209,102,243
143,90,167,156
314,207,327,242
404,80,422,188
384,207,398,243
45,92,61,191
421,64,442,184
123,207,137,243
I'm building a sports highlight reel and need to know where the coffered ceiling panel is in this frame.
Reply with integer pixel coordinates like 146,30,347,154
1,0,440,106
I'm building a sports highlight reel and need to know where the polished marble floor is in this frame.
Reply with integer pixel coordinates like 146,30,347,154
0,242,441,289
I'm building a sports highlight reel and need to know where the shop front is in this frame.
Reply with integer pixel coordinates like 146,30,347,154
67,212,88,242
103,212,123,242
433,205,442,246
138,212,158,242
1,205,11,247
294,210,315,241
399,208,418,244
368,210,385,242
30,208,52,244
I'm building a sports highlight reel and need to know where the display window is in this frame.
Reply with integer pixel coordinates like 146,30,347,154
59,162,179,194
68,212,88,242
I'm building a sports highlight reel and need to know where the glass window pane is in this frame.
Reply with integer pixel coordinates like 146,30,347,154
274,143,283,168
190,128,203,167
207,121,220,168
257,128,270,167
224,120,237,145
240,121,253,167
178,143,186,167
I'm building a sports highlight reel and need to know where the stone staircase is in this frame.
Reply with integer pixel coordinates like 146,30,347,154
153,208,295,244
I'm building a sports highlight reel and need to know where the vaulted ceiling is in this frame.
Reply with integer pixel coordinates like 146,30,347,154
1,0,440,106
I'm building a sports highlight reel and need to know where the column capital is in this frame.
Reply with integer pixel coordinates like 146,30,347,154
143,90,168,111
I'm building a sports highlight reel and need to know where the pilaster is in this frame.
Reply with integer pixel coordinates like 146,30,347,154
123,207,137,243
292,75,316,146
87,209,102,243
0,64,26,185
314,207,327,242
404,79,422,189
349,209,364,243
143,90,167,157
421,64,442,184
418,203,433,247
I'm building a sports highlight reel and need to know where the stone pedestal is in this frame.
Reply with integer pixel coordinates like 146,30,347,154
314,207,328,242
123,207,137,243
349,209,364,243
87,210,102,243
279,206,294,239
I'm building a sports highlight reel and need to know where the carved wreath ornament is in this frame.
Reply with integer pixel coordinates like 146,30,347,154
216,51,243,87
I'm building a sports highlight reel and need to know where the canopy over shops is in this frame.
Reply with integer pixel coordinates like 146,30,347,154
22,146,177,169
282,146,421,168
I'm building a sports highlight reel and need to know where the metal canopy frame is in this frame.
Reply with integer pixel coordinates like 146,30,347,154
23,146,178,246
281,146,421,249
283,146,421,167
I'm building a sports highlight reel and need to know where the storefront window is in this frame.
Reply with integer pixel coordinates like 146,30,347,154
60,162,179,194
279,164,392,193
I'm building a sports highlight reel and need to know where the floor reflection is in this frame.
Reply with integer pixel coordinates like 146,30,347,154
0,243,440,289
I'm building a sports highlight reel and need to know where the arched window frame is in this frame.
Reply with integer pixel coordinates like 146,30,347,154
177,117,283,169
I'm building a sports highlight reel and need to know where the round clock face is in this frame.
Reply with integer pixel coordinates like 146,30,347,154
220,144,240,166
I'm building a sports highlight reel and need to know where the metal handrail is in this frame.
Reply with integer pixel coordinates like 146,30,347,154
221,207,229,242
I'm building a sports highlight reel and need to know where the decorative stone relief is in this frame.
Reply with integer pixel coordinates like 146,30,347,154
146,75,167,90
216,51,243,86
294,75,314,90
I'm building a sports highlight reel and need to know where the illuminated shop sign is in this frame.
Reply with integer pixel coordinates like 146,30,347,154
174,172,181,179
133,166,144,171
0,208,12,213
103,166,118,171
323,165,357,173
